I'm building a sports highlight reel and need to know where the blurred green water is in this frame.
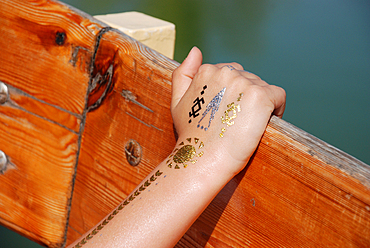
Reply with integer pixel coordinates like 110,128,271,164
1,0,369,247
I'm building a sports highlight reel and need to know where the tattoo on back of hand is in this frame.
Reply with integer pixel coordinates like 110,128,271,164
197,87,226,131
220,93,243,138
221,65,236,71
189,85,207,123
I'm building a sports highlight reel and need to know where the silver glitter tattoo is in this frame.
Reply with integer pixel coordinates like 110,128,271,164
197,87,226,131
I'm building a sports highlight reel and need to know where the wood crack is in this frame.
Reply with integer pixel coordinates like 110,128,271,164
63,26,114,248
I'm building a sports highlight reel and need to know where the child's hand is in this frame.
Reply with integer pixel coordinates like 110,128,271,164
171,47,286,175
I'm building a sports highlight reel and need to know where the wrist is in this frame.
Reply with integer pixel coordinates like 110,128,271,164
167,135,245,189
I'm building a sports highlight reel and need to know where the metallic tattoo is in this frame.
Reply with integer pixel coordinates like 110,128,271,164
189,85,207,123
220,93,243,138
197,87,226,131
166,138,204,169
221,65,236,71
72,170,164,248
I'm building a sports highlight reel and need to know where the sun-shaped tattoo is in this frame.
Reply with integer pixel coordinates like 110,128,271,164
166,138,204,169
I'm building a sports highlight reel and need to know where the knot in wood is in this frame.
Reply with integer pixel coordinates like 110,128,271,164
55,31,66,45
125,139,142,166
0,82,9,104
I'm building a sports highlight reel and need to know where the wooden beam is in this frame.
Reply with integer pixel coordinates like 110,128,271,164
66,28,178,244
94,12,176,59
0,0,105,247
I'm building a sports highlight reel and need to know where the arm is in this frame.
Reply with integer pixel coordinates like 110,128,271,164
68,47,286,248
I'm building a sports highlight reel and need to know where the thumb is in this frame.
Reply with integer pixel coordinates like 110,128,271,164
171,46,203,109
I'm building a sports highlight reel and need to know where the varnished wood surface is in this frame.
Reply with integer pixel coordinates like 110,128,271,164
0,0,101,115
0,0,369,247
66,29,178,244
0,0,105,247
7,85,81,133
176,117,370,247
0,102,78,247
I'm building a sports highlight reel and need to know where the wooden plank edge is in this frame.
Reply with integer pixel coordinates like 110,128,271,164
0,210,58,248
268,115,370,188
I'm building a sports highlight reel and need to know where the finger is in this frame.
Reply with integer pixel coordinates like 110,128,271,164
269,86,286,118
171,47,203,109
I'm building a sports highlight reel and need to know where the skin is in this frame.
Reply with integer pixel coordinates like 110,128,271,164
68,47,286,248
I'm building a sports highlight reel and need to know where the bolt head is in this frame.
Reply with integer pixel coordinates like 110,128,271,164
124,139,142,166
0,82,9,104
0,151,8,173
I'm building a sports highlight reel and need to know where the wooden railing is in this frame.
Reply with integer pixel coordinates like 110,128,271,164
0,0,369,247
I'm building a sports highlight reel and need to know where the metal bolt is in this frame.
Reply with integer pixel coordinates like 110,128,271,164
0,150,8,173
124,139,142,166
0,82,9,104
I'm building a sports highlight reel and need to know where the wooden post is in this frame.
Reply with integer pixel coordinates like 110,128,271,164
0,0,103,246
0,0,369,247
94,12,176,59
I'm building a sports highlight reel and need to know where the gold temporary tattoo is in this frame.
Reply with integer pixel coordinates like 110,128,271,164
72,170,164,248
237,93,243,101
220,93,243,138
167,138,204,169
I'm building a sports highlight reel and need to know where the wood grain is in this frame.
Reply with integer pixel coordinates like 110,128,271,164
0,0,104,247
0,0,101,115
0,103,78,247
6,85,81,133
66,29,178,245
176,117,370,247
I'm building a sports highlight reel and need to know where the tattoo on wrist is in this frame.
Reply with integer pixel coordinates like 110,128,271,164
166,138,204,169
220,93,243,138
72,170,164,248
189,85,207,123
197,87,226,131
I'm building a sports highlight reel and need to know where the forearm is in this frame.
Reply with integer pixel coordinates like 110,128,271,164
68,138,236,248
68,46,286,248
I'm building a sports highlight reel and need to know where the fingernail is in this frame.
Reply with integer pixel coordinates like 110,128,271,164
183,46,197,62
188,46,197,56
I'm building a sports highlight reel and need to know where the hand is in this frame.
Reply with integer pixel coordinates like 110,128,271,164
171,47,286,176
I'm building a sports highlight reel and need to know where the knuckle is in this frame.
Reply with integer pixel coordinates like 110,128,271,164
219,66,236,79
271,85,286,97
278,86,287,99
196,64,216,80
248,85,268,100
248,74,262,81
198,63,214,74
229,62,243,70
235,75,250,84
219,66,229,76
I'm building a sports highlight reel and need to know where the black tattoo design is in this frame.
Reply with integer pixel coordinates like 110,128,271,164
189,85,207,123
